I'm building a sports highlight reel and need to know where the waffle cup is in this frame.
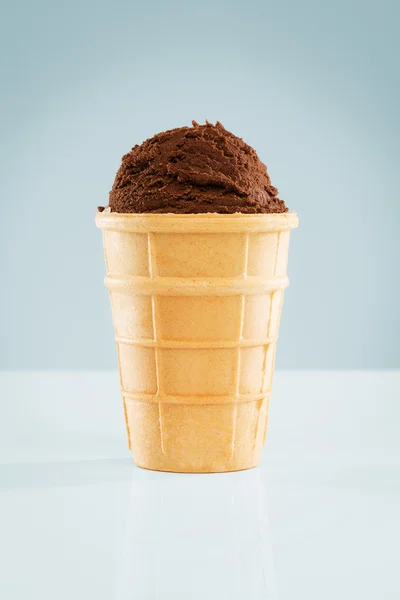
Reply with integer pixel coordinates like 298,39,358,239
96,211,298,473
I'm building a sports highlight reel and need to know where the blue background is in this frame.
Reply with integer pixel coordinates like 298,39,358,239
1,0,399,369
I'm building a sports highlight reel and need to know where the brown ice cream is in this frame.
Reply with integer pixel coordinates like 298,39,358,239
105,121,288,214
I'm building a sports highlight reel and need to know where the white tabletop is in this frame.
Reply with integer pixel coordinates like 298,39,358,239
0,371,399,599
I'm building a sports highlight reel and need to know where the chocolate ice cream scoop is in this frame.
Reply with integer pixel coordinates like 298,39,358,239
106,121,288,214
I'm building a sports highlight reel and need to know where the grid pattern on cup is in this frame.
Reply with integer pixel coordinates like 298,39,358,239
96,212,299,470
109,230,287,461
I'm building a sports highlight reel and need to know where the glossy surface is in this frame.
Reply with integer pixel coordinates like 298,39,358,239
1,371,399,599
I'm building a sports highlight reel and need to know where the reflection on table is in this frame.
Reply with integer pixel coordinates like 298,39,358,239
115,468,278,600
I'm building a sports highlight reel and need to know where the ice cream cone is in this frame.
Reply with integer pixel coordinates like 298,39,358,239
96,211,298,473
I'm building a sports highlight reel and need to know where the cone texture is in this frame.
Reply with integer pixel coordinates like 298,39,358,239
96,212,298,472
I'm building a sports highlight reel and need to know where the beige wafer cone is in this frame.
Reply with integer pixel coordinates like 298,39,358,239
96,211,298,473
